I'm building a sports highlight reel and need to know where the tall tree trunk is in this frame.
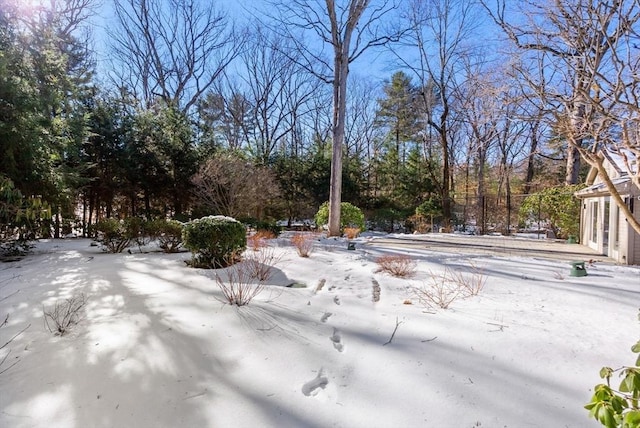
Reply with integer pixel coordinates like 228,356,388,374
523,122,539,195
328,50,348,236
565,143,581,185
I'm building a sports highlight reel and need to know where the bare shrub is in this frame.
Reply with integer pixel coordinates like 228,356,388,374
215,264,265,306
243,246,282,282
414,268,465,309
343,227,360,239
375,254,417,278
449,262,487,297
192,154,281,219
43,294,87,336
248,230,276,251
291,233,316,257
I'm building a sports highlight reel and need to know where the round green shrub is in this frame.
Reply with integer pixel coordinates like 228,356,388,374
182,215,246,268
148,219,184,253
126,217,152,248
314,202,365,231
94,218,136,253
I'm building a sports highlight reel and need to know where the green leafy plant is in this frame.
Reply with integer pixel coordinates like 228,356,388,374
314,202,365,232
519,185,583,239
126,217,151,251
0,175,51,249
255,220,282,237
182,215,246,268
93,218,136,253
148,219,184,253
586,328,640,427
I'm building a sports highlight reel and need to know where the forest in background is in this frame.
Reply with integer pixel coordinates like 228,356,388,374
1,0,638,241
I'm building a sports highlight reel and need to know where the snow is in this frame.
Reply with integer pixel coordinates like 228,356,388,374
0,234,638,428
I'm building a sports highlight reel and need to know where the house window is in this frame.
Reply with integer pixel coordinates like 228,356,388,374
591,201,598,243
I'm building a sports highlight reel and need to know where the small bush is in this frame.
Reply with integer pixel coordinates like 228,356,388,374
215,263,265,306
94,218,135,253
43,294,87,336
314,202,365,231
343,227,360,239
256,220,282,237
127,217,149,247
375,254,417,278
183,215,246,268
450,262,487,297
291,233,315,257
415,271,462,309
247,230,276,251
243,246,282,282
148,219,184,253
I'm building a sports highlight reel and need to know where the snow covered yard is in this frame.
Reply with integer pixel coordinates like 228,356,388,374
0,235,638,428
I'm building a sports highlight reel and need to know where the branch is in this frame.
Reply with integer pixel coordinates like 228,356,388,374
383,316,403,346
0,323,30,350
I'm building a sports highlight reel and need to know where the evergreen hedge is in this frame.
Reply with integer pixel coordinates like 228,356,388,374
183,215,246,268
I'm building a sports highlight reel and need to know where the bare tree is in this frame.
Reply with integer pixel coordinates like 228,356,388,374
267,0,403,236
396,0,480,230
455,59,500,234
192,153,281,220
482,0,640,235
240,27,323,164
109,0,242,112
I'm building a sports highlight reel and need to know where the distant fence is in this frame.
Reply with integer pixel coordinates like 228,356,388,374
451,194,551,236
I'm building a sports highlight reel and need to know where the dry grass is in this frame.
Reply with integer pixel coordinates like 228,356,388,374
247,230,276,251
375,254,417,278
291,233,316,257
343,227,360,239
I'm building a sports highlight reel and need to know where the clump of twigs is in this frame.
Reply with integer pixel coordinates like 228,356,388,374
450,262,487,296
43,293,87,336
414,264,487,309
215,264,265,306
415,269,462,309
375,254,417,278
291,233,316,257
242,246,282,282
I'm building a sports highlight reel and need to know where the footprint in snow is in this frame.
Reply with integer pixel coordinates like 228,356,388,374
302,369,329,396
321,312,333,323
333,296,341,305
330,328,344,352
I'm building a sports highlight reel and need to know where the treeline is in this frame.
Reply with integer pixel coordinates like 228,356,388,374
2,0,636,242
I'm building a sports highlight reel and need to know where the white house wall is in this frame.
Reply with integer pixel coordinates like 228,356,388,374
630,197,640,265
581,195,636,264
